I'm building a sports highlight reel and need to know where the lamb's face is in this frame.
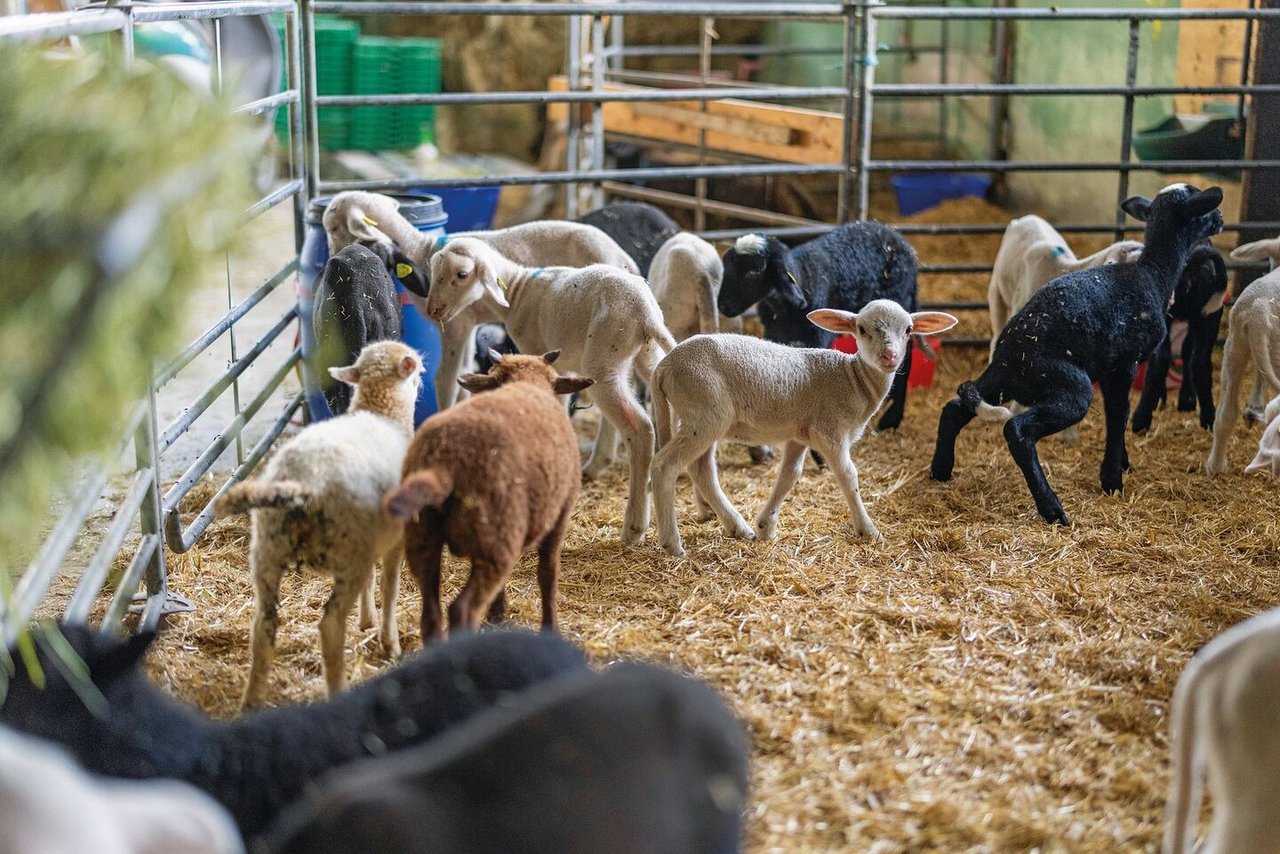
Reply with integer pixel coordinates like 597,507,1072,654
849,301,915,374
1104,241,1144,265
322,192,398,254
426,240,494,325
718,237,771,317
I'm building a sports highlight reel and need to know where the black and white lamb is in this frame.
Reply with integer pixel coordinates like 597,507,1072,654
574,202,681,278
930,183,1225,525
0,624,588,841
716,223,921,430
313,243,427,416
1131,242,1228,433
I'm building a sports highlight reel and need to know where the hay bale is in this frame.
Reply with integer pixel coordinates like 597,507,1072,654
0,47,254,582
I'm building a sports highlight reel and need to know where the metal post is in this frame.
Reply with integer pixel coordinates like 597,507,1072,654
609,10,624,72
695,16,714,232
1114,17,1140,241
566,13,582,217
986,0,1008,164
134,384,168,626
288,7,307,252
301,0,321,201
591,14,607,210
121,7,135,67
937,13,949,156
855,2,878,220
837,1,857,222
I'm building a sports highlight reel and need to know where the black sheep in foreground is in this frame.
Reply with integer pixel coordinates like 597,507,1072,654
0,625,587,840
574,202,681,278
930,184,1224,525
716,223,920,430
257,664,749,854
313,243,427,415
1131,242,1228,433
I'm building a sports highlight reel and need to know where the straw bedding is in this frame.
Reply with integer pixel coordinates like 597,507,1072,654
72,197,1280,852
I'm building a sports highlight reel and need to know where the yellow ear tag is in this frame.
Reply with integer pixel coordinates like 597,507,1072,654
396,263,413,279
497,277,509,293
362,215,379,226
787,272,797,283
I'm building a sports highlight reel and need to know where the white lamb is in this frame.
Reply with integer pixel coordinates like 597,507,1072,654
1205,238,1280,475
0,724,243,854
1245,394,1280,478
988,215,1144,357
1163,604,1280,854
650,300,957,557
647,232,725,340
322,191,637,412
426,237,676,545
217,341,422,707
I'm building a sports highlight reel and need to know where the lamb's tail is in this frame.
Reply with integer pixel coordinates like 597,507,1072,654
651,364,674,449
958,381,1015,423
647,315,679,356
215,481,311,516
1163,655,1207,854
383,468,454,521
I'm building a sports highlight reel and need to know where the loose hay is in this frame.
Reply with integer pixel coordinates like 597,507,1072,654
123,363,1279,853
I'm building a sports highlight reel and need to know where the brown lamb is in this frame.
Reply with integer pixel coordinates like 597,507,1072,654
384,351,593,639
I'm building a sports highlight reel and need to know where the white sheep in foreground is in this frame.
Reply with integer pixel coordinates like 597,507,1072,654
988,215,1144,356
1246,394,1280,477
649,300,957,558
1163,604,1280,854
425,237,676,545
648,232,725,340
1205,238,1280,475
0,724,243,854
217,341,423,707
322,191,637,412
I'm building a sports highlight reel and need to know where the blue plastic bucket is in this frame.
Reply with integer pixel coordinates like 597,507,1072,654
890,173,992,216
409,185,500,232
299,194,448,426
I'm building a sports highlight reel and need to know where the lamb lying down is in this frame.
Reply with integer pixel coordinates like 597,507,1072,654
650,299,957,557
1246,395,1280,478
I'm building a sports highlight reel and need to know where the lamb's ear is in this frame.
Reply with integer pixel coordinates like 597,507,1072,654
394,251,429,298
1184,186,1224,218
472,255,510,309
542,350,561,365
778,268,807,309
807,308,857,335
552,376,594,395
398,354,422,379
1120,195,1152,222
1230,238,1280,264
487,348,506,366
458,373,500,393
910,311,959,335
329,365,361,386
344,207,389,245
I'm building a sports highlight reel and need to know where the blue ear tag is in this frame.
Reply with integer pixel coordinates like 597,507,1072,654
434,235,449,253
1052,246,1067,258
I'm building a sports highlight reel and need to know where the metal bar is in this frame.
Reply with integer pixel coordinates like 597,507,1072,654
126,1,297,21
287,8,307,253
0,9,127,40
121,8,135,67
165,388,305,554
1115,18,1141,242
871,82,1280,97
855,2,878,220
320,161,846,194
987,1,1008,164
234,90,299,118
695,15,714,233
937,12,949,155
591,14,607,212
246,179,305,221
317,85,847,107
867,158,1280,172
566,11,582,218
63,469,155,624
301,0,320,201
133,382,167,631
157,306,297,453
873,6,1280,20
837,2,857,223
101,534,159,626
602,181,824,228
315,3,846,17
156,259,298,389
697,219,1280,242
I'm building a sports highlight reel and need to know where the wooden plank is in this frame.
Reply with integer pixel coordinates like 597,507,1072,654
1173,0,1250,115
547,75,844,164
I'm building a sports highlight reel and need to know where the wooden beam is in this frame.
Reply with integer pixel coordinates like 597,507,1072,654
547,76,844,164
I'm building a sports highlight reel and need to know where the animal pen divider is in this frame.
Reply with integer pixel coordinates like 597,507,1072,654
2,1,1279,638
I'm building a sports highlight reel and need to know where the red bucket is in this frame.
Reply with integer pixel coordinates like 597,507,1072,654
832,335,940,389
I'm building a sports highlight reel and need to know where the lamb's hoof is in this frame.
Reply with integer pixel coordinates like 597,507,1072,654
582,464,608,483
661,540,686,558
1206,458,1228,476
1130,414,1152,435
1246,407,1266,425
725,521,755,540
693,507,716,523
1177,399,1197,413
875,416,902,432
1200,410,1216,431
754,519,778,540
1101,467,1125,495
358,615,376,632
1037,504,1070,526
622,527,647,546
380,637,402,659
851,524,882,542
929,463,953,482
748,445,773,465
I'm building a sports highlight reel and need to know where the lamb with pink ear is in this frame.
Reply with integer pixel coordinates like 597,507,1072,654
649,299,958,558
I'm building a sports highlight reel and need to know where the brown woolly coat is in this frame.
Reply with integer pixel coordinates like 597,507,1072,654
386,354,590,638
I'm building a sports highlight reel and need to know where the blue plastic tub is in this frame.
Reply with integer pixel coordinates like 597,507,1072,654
299,194,448,426
890,173,992,216
410,185,500,232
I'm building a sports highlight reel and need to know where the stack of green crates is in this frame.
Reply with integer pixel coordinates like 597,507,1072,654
314,17,360,151
351,35,442,151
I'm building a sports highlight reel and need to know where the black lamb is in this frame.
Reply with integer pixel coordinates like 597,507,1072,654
574,202,680,277
313,243,426,415
930,184,1224,525
0,624,588,840
1131,242,1228,433
717,223,920,430
257,664,750,854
